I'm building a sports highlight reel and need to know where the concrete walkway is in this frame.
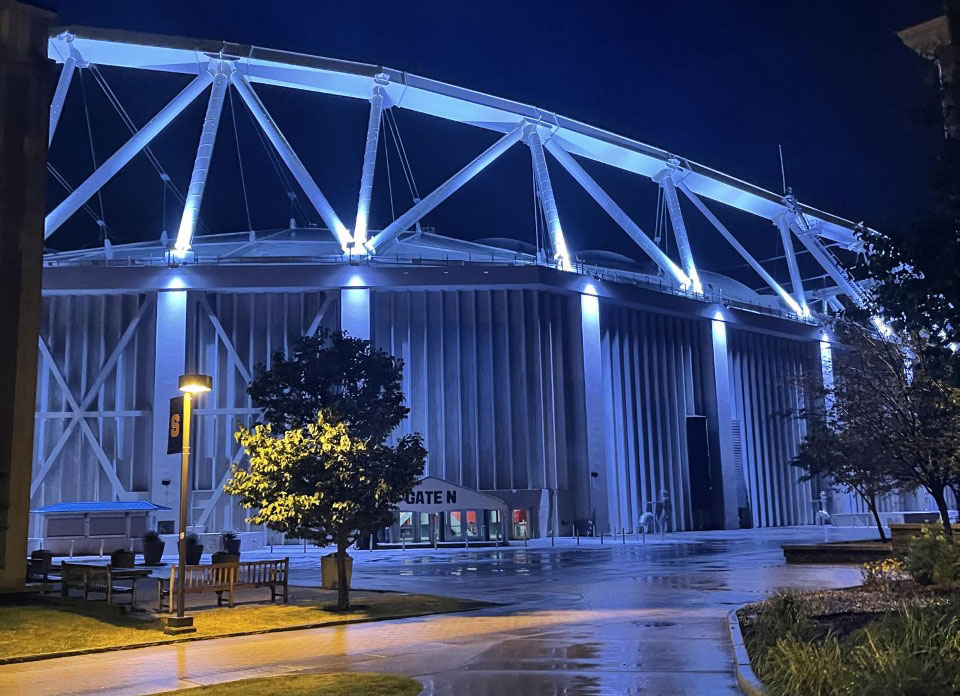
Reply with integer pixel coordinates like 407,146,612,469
0,526,867,696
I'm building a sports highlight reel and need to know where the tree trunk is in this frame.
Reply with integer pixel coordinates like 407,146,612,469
336,536,350,611
867,495,888,542
931,487,953,540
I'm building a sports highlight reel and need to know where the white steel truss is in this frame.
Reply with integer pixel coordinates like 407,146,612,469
32,296,154,499
45,29,871,315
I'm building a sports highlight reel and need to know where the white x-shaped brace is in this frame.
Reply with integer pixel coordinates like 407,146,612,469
190,292,336,528
32,296,154,499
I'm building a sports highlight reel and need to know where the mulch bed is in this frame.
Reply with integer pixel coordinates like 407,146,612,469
738,582,960,640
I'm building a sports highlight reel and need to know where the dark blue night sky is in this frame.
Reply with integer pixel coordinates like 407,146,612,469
48,1,944,284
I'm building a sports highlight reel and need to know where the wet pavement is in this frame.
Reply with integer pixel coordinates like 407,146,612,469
0,526,868,696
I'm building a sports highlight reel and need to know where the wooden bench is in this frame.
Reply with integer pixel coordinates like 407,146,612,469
157,558,289,613
60,562,142,608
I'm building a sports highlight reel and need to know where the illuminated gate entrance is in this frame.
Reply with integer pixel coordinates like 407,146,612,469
381,476,509,547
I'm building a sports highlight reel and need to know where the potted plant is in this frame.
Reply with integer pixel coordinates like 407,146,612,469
221,530,241,556
185,532,204,565
211,551,239,564
142,530,165,565
110,547,136,568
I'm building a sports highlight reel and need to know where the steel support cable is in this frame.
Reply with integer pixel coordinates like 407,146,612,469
89,65,189,209
78,69,107,238
239,90,312,226
383,109,396,221
227,87,254,232
386,108,419,201
384,109,419,204
46,162,105,228
89,64,216,239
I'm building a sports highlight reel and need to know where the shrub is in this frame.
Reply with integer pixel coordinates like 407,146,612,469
746,591,816,661
754,605,960,696
185,532,200,545
758,633,851,696
904,525,960,586
860,558,908,589
846,608,960,696
221,530,238,541
142,530,160,543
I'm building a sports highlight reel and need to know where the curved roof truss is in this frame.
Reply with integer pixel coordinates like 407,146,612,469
45,27,870,314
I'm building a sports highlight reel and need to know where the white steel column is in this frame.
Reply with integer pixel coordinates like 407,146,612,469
367,125,524,253
580,292,610,534
656,170,702,294
353,82,386,252
49,51,78,146
709,313,740,529
544,139,691,288
45,72,214,238
678,182,805,316
175,62,230,252
230,71,352,251
151,290,188,529
524,124,570,269
773,212,810,317
341,287,371,340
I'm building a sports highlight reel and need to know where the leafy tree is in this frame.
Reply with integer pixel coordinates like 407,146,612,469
231,329,427,609
247,329,408,441
227,413,426,610
792,421,897,541
819,321,960,538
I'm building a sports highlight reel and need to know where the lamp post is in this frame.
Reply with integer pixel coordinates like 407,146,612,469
165,373,211,635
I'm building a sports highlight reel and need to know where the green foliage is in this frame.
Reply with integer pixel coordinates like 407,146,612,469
227,414,425,544
756,606,960,696
809,321,960,537
247,329,408,441
746,591,817,660
792,420,896,541
904,525,960,586
860,558,909,590
758,633,850,696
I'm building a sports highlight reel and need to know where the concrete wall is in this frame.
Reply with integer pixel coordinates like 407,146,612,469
0,0,52,591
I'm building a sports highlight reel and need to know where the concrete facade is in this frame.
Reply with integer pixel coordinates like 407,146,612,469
32,232,832,541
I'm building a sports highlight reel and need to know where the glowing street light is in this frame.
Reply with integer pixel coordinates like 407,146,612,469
167,373,212,634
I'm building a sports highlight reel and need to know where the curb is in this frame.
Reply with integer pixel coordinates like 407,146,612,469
0,600,492,666
727,609,767,696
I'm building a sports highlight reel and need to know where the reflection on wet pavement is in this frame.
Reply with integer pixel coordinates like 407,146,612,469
0,526,867,696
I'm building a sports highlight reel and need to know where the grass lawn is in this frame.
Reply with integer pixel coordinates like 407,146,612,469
0,591,484,661
157,673,422,695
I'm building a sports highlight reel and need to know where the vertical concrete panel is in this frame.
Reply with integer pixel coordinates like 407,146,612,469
706,316,739,529
341,288,371,340
580,293,608,533
151,290,188,528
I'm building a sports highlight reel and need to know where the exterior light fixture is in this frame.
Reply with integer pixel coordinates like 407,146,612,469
166,372,212,635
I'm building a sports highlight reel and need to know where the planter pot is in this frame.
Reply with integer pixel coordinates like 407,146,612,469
185,543,204,565
223,538,241,555
211,552,239,564
110,550,136,568
321,553,353,590
142,540,166,565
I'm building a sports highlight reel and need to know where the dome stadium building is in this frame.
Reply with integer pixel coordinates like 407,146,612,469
33,29,876,546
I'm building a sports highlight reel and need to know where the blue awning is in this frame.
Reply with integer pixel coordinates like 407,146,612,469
32,501,170,514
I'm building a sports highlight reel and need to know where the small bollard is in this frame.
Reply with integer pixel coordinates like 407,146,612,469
401,536,406,552
622,528,625,544
576,530,580,546
303,538,307,553
600,533,604,545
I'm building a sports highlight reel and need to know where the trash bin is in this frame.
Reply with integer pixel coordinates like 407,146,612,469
321,553,353,590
